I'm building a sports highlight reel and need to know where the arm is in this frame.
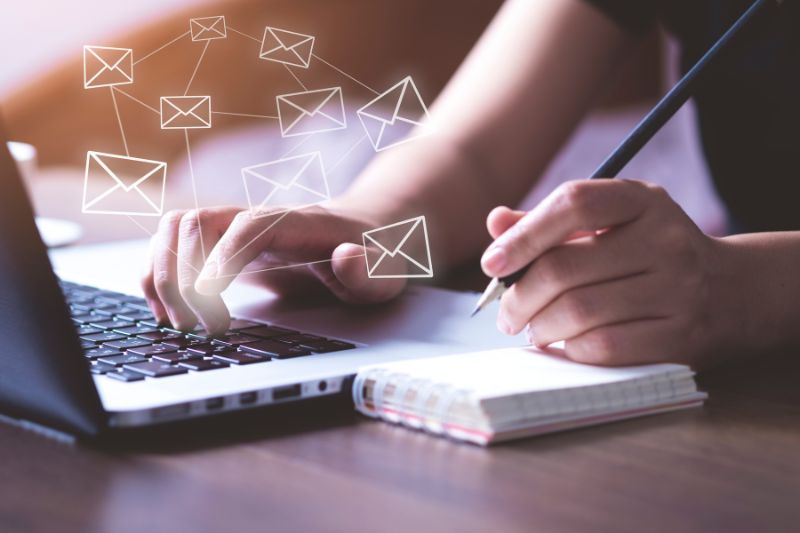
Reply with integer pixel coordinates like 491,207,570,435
337,0,634,269
143,0,635,333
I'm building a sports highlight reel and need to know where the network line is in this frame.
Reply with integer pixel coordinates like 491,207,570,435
109,87,129,157
133,30,191,66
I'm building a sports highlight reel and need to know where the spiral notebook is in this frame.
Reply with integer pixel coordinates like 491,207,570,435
353,347,706,445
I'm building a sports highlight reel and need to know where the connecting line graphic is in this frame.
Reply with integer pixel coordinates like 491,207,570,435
183,129,207,263
228,26,261,44
125,216,201,275
112,87,160,114
133,30,191,66
283,64,308,90
328,135,367,174
185,40,210,95
211,111,278,120
311,54,380,95
219,253,367,279
280,134,313,158
109,87,129,156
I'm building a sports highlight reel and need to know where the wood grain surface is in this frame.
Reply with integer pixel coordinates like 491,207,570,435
0,349,797,533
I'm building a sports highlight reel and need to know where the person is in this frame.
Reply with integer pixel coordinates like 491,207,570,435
141,0,800,369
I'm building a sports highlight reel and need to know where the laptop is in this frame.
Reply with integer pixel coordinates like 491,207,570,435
0,126,518,439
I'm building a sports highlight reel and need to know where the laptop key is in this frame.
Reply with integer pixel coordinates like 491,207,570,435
240,340,310,359
152,351,202,364
90,317,135,330
76,325,104,336
239,325,298,339
187,344,236,356
113,325,159,337
103,338,153,350
81,331,128,344
126,344,179,357
210,333,260,347
90,363,113,375
85,347,123,360
161,337,206,349
212,352,269,365
97,353,148,367
91,304,131,316
80,340,97,350
116,310,156,322
124,361,188,377
106,369,146,382
137,331,183,342
179,359,230,371
71,314,96,324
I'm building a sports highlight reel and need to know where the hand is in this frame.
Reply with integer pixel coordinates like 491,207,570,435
141,205,407,335
480,179,737,368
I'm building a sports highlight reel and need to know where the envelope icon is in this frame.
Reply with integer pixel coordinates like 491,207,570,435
82,151,167,217
83,46,133,89
357,76,431,152
241,152,330,218
190,16,227,41
259,27,314,69
276,87,346,137
160,96,212,129
362,216,434,279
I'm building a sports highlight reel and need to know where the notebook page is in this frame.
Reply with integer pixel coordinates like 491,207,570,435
359,347,692,400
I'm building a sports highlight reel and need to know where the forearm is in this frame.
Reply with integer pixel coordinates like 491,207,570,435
336,0,634,269
718,232,800,356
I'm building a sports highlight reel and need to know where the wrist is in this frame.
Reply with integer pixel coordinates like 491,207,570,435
714,232,800,358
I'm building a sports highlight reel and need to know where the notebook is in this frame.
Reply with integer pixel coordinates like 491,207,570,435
352,347,706,445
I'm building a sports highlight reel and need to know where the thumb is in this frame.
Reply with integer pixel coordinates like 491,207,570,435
487,206,526,239
312,243,406,304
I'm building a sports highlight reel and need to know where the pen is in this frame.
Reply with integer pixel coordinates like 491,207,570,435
471,0,781,318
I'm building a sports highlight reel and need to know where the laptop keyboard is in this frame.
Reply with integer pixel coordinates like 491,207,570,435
60,280,356,383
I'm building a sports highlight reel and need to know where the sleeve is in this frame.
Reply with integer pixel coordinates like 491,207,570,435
582,0,659,33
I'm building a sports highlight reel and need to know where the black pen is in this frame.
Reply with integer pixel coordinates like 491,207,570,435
471,0,781,318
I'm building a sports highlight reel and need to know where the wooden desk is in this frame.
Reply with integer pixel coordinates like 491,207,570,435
0,350,797,532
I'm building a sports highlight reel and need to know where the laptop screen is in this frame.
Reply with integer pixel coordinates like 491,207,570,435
0,122,106,436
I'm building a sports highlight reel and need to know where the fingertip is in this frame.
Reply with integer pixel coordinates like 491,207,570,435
487,206,525,240
331,242,369,291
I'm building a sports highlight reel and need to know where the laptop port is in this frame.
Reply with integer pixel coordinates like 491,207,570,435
239,391,258,405
318,380,327,392
205,397,224,411
273,384,302,401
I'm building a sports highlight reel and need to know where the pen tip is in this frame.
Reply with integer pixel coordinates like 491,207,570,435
470,307,480,318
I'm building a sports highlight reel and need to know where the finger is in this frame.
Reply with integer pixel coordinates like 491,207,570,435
499,221,651,333
524,272,669,347
177,209,231,334
329,242,406,303
152,210,198,330
195,209,332,296
487,206,526,240
481,179,653,278
141,235,169,324
564,317,681,366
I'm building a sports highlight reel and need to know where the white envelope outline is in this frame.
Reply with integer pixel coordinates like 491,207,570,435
83,45,133,89
82,151,167,216
259,27,315,68
160,96,212,129
357,76,431,152
362,216,434,279
276,87,347,137
241,152,330,217
190,16,227,41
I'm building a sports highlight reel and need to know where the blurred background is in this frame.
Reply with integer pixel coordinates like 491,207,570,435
1,0,727,248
